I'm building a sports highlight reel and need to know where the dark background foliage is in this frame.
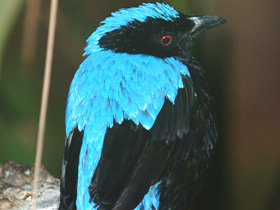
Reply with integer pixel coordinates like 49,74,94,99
0,0,279,209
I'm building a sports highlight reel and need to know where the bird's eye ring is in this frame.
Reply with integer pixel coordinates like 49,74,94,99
161,35,172,46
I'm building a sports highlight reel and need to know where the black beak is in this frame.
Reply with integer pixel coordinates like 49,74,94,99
188,15,226,37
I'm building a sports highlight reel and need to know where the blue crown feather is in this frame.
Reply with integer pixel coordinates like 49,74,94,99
84,3,179,54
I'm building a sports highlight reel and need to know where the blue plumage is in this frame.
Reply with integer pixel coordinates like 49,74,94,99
60,2,225,210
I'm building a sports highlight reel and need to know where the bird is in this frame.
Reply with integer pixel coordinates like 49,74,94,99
59,2,226,210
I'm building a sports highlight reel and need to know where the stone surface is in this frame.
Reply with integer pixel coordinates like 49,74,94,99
0,161,60,210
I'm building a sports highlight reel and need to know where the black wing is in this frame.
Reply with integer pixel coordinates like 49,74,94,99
59,127,84,210
89,75,197,210
88,120,169,210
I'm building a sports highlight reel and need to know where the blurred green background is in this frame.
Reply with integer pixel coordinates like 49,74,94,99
0,0,280,209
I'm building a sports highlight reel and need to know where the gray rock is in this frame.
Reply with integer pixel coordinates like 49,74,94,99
0,161,60,210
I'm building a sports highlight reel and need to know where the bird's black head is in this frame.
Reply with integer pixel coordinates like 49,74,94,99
99,11,226,59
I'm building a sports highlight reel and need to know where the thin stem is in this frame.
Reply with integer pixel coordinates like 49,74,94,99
31,0,58,209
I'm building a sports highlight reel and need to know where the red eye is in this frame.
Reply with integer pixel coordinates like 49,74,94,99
161,35,172,46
